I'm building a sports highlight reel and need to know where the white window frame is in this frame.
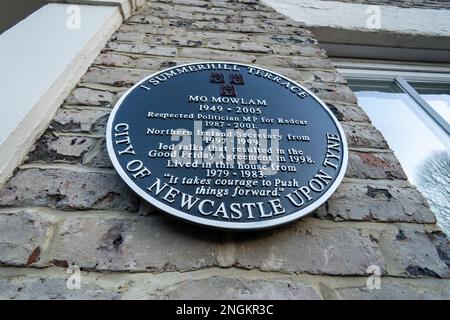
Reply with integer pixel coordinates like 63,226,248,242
334,58,450,136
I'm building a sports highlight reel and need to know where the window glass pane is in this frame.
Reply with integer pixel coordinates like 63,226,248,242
410,81,450,124
347,79,450,235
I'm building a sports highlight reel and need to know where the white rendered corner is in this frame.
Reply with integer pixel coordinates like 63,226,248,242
0,3,122,185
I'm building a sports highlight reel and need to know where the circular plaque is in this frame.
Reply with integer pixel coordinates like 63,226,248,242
107,62,348,230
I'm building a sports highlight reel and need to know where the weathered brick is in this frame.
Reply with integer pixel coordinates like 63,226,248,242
148,1,285,18
251,34,318,45
187,21,258,33
153,0,210,8
105,42,177,57
260,66,315,83
291,55,334,68
50,107,110,133
81,66,149,87
134,11,266,26
270,43,325,57
179,47,256,63
325,102,370,122
95,51,133,66
0,168,139,212
238,42,273,53
0,210,55,266
53,214,222,271
112,31,146,42
248,9,286,19
118,23,173,35
120,28,250,43
147,1,289,20
142,276,322,299
156,35,204,48
0,274,120,300
341,123,388,149
347,151,407,180
232,219,386,275
94,52,142,68
315,181,437,223
428,231,450,267
255,55,333,69
64,87,115,106
306,82,358,104
312,70,347,84
156,0,278,13
120,22,305,39
92,54,335,87
82,139,113,168
94,52,185,71
25,132,97,164
148,2,237,16
188,19,307,34
378,226,450,278
336,278,450,299
205,39,240,51
186,30,252,42
127,14,164,25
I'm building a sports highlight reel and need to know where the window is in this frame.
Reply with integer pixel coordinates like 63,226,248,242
336,59,450,234
409,82,450,125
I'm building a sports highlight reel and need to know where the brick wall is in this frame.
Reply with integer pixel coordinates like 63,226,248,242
1,0,449,299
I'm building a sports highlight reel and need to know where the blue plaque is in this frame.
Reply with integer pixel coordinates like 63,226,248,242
107,62,348,230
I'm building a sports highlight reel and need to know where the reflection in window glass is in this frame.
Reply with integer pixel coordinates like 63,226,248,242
410,82,450,125
348,79,450,235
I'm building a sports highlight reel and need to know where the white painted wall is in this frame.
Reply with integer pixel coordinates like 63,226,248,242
0,3,122,184
262,0,450,37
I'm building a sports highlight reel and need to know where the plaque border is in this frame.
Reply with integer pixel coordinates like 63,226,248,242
106,62,348,230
